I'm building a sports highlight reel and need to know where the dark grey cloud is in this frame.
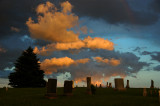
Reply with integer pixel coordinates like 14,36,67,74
133,47,141,52
45,49,149,81
133,47,147,54
0,70,13,78
62,0,159,25
141,51,160,62
0,49,21,70
154,65,160,71
0,0,56,39
0,0,159,41
151,52,160,62
150,0,160,13
0,35,36,71
33,40,51,47
141,51,152,55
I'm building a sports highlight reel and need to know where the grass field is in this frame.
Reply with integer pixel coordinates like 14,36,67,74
0,87,159,106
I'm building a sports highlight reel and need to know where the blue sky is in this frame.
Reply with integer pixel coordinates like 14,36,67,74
0,0,160,88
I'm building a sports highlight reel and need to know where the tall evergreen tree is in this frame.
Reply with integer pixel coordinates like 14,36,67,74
8,47,46,88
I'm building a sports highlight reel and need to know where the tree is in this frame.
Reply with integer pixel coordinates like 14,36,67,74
8,47,46,88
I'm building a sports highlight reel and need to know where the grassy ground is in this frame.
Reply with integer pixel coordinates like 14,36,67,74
0,87,159,106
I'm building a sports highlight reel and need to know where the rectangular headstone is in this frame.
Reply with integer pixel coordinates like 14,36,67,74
47,79,57,93
87,77,91,90
45,79,57,99
64,80,73,96
114,78,125,91
86,77,92,94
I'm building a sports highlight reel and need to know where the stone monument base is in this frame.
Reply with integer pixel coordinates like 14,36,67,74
114,88,126,91
45,93,57,99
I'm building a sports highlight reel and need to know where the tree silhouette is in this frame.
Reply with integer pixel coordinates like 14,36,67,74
8,47,46,88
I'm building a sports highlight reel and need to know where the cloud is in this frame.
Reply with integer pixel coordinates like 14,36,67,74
133,47,147,53
141,51,160,62
93,57,109,63
26,1,80,43
84,36,114,50
0,70,12,78
0,47,6,53
75,58,90,64
42,49,149,85
0,0,42,39
0,35,35,72
154,65,160,71
40,57,90,74
26,1,115,55
141,51,152,55
150,0,160,13
11,26,20,32
151,52,160,62
63,0,159,25
93,57,120,66
0,48,22,71
34,36,114,55
109,58,121,66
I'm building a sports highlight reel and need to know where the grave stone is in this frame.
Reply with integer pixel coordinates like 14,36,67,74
86,77,92,94
126,80,130,88
106,82,109,88
109,83,112,88
150,80,154,88
99,84,102,88
114,78,126,91
64,80,73,96
45,79,57,99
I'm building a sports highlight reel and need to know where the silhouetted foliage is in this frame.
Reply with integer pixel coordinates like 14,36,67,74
91,84,96,95
8,47,46,88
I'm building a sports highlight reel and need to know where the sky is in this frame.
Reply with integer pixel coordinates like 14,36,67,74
0,0,160,88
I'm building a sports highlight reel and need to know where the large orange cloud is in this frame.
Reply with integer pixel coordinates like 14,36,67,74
26,1,114,55
27,1,122,85
26,1,79,43
40,57,90,74
34,36,114,55
83,36,114,50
